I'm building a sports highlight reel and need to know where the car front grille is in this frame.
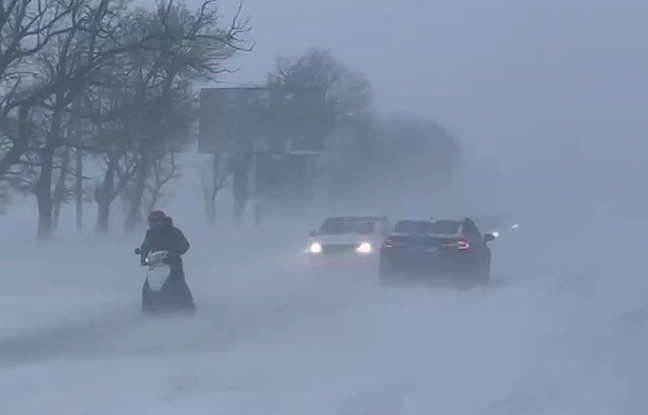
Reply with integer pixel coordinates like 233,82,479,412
321,244,357,255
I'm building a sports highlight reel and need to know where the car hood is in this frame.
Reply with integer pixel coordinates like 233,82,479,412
312,234,377,245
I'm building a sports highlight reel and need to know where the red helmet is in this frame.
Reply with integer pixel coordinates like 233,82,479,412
148,210,167,229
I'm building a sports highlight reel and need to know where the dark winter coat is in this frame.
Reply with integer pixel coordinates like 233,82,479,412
139,217,190,277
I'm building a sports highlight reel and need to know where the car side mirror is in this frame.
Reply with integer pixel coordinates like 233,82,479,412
309,230,317,237
134,248,141,255
484,234,495,243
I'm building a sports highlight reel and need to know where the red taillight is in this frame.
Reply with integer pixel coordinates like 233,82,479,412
457,240,470,250
440,240,470,250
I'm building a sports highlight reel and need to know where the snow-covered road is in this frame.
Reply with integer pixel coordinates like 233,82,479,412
1,214,648,415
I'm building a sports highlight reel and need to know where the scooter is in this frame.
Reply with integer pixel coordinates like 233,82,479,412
134,248,183,315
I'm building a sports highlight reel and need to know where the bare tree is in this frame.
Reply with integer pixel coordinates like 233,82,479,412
88,119,142,232
0,0,250,238
144,150,178,213
122,85,192,231
264,48,373,211
267,48,462,206
0,0,86,189
119,0,251,232
268,48,373,123
380,116,463,187
84,74,158,233
199,153,231,222
346,115,463,200
15,0,148,239
70,98,83,230
51,145,71,229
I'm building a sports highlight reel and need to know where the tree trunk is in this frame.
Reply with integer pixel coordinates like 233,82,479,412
0,107,30,183
147,183,160,214
75,148,83,231
36,145,56,240
146,161,162,214
71,97,83,232
95,161,116,233
52,146,71,230
205,154,219,222
125,161,148,232
96,195,111,232
36,104,64,240
232,153,251,221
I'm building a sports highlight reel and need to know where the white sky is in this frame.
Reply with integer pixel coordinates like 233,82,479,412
205,0,647,176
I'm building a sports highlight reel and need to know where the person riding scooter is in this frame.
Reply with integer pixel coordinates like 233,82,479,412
138,210,195,313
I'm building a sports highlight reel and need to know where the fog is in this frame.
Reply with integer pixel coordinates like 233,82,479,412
2,0,648,414
230,0,648,168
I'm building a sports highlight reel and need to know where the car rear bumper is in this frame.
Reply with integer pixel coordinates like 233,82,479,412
379,253,478,277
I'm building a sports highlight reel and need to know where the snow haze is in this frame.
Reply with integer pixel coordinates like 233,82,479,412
2,0,648,414
2,166,648,415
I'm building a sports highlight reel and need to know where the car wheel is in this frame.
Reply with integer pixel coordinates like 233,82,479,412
477,262,491,286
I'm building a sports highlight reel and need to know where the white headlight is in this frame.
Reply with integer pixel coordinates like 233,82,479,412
309,242,322,253
492,231,499,238
356,242,373,253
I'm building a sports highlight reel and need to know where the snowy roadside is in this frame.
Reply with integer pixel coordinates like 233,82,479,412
2,202,648,415
0,218,308,335
2,266,648,415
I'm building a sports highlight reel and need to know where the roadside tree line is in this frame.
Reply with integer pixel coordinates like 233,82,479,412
0,0,249,239
0,0,462,239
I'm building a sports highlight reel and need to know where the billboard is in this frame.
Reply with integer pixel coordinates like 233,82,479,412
199,87,328,154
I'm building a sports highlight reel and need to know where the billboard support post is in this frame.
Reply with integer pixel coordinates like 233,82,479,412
199,87,327,222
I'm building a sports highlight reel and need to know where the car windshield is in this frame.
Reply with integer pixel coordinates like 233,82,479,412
429,220,462,235
318,217,377,235
394,220,433,235
394,220,462,235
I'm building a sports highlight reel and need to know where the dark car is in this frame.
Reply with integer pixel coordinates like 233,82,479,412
378,217,495,286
